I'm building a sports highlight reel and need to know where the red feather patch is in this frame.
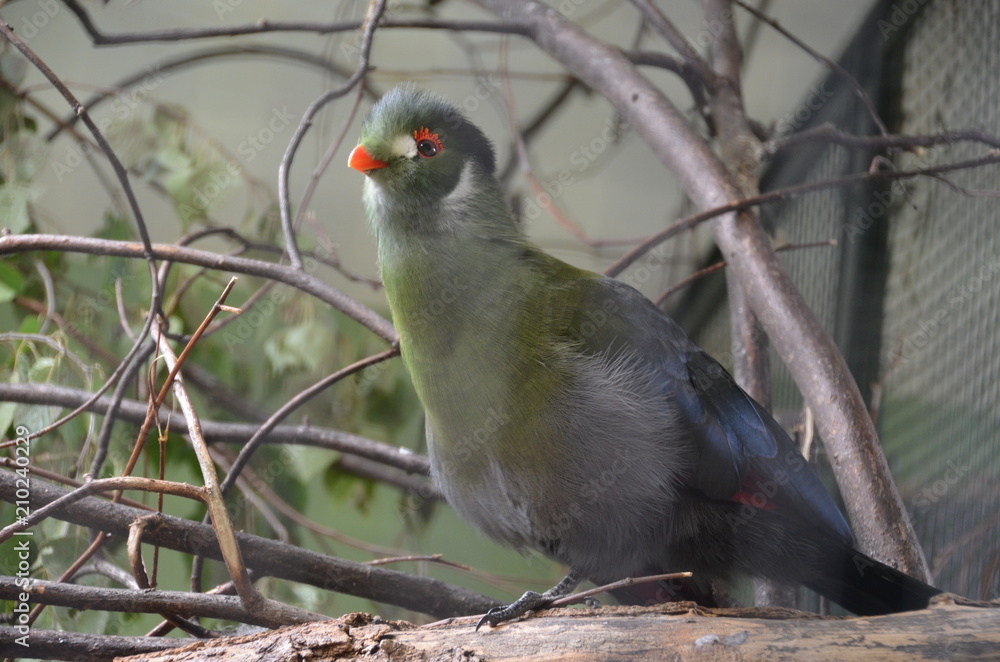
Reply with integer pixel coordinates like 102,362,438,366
414,127,443,152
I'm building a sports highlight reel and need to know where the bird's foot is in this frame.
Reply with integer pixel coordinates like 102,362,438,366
476,590,551,631
476,572,582,631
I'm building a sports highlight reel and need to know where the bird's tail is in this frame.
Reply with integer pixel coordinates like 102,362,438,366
804,544,941,615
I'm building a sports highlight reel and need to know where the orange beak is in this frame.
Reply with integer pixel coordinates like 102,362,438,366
348,145,388,173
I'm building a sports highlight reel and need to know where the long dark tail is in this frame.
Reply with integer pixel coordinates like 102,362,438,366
805,543,941,615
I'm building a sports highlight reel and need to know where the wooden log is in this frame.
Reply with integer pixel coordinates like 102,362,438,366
116,595,998,662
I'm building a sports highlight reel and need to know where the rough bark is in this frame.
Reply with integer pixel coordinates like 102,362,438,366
102,596,998,662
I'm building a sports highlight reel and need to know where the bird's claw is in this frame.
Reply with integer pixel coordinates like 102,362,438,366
475,591,549,631
475,607,505,631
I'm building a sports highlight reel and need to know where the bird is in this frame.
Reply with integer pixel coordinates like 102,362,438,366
347,86,941,628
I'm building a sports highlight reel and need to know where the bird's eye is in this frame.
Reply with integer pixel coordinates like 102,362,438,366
414,127,443,158
416,140,438,157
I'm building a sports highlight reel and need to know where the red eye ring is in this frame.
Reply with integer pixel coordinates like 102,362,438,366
414,127,443,158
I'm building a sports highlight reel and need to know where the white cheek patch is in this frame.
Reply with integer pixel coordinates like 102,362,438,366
443,160,475,206
391,133,418,160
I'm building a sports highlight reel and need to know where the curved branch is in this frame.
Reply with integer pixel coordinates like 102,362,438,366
0,234,396,343
0,471,496,618
60,0,530,45
0,382,431,477
0,576,306,629
218,346,402,497
277,0,387,269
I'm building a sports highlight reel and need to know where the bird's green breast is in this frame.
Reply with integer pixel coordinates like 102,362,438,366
380,238,592,471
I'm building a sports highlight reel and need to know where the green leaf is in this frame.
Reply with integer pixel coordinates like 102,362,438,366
94,210,135,241
28,356,57,381
0,184,34,234
264,322,331,376
17,315,40,334
0,261,26,302
287,445,335,486
0,401,15,438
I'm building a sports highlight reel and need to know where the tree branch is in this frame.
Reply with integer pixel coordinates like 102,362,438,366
0,575,308,631
59,0,531,46
0,382,432,478
0,234,397,343
0,470,496,619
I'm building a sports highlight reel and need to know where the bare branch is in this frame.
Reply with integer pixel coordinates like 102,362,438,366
606,150,1000,277
60,0,531,45
0,382,430,477
0,471,497,618
277,0,387,269
0,575,304,630
0,234,397,342
769,123,1000,154
0,625,184,660
732,0,889,136
151,308,313,626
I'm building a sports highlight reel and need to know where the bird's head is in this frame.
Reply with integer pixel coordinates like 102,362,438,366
348,87,497,209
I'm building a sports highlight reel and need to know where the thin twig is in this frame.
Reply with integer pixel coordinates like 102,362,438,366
605,150,1000,278
60,0,531,46
0,381,430,475
654,240,837,305
278,0,387,269
732,0,888,136
549,571,695,608
630,0,716,88
294,83,367,229
0,234,397,342
218,345,401,497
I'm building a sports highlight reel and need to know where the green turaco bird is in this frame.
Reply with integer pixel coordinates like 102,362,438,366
348,86,940,628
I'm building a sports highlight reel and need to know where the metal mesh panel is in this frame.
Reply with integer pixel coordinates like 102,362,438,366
681,0,1000,600
768,145,853,412
878,0,1000,599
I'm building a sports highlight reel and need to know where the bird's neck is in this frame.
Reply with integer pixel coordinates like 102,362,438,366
376,217,529,354
366,174,530,335
369,182,544,442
